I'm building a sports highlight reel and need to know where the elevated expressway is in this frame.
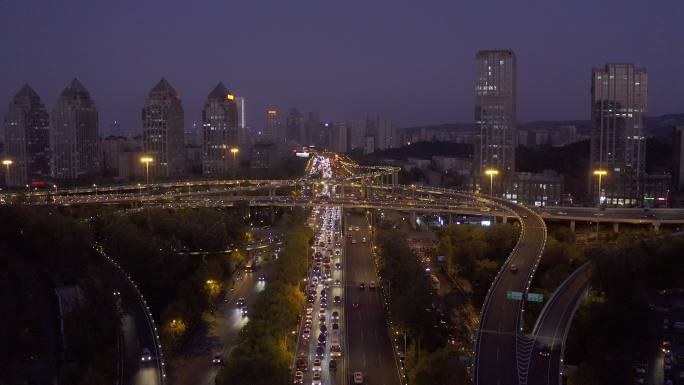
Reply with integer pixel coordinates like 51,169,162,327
18,157,684,385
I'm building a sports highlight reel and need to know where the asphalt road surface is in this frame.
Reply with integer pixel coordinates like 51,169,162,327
475,201,547,385
527,263,592,385
169,256,273,385
344,212,402,385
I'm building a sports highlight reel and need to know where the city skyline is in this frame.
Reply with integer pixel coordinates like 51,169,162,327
1,1,683,136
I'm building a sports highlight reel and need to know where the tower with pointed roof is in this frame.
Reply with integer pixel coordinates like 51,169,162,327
201,82,239,176
142,78,185,178
51,79,100,180
3,84,51,186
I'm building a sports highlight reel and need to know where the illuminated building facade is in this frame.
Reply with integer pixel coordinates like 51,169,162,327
589,63,648,206
3,84,51,186
474,49,517,175
202,82,239,176
142,78,185,178
51,79,100,180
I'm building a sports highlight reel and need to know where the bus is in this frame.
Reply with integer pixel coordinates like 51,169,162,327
330,330,341,357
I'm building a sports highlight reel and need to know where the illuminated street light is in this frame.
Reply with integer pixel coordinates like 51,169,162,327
485,169,499,196
140,156,153,184
2,159,12,187
593,170,607,207
593,170,608,240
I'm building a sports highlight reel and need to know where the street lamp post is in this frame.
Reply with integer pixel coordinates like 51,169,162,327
2,159,12,187
593,170,607,207
485,169,499,196
140,156,153,185
230,147,239,177
593,170,607,241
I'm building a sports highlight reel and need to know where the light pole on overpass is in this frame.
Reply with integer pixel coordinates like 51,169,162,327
593,170,607,240
141,156,154,185
593,169,607,207
485,169,499,196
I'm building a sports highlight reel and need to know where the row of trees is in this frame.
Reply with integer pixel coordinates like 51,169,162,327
374,223,468,385
435,223,520,306
91,208,247,357
566,234,684,385
0,206,119,385
215,220,313,385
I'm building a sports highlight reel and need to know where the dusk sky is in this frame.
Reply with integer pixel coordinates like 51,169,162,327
1,0,683,136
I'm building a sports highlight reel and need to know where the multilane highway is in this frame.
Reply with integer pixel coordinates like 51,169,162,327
344,213,402,385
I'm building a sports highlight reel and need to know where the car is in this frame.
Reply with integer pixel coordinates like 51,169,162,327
320,324,328,334
351,239,357,244
320,300,328,308
354,371,364,384
354,226,360,231
510,264,518,273
334,279,341,286
293,371,304,383
359,282,365,290
593,213,604,217
212,355,223,366
362,237,367,243
334,295,341,304
316,346,324,357
556,211,568,215
329,359,337,371
140,347,152,362
258,274,267,281
312,372,322,385
332,323,339,330
369,281,376,290
332,311,339,321
241,307,248,317
313,358,322,371
296,354,308,370
352,302,360,309
537,349,551,358
335,262,342,270
521,215,528,219
348,226,353,231
236,297,246,307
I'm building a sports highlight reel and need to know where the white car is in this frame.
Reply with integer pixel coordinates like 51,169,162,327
313,358,322,371
312,372,322,385
354,371,364,384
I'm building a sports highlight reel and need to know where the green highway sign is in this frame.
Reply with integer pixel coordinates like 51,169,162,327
527,293,544,302
506,291,523,300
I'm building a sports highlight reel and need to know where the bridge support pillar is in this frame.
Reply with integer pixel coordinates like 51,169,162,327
502,215,508,224
269,187,275,197
392,171,398,186
612,222,619,233
653,222,661,233
570,220,576,233
410,211,417,230
270,206,275,224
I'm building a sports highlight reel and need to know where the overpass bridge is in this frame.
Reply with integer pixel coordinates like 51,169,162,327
11,153,684,385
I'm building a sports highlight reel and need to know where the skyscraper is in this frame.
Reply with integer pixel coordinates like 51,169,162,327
375,114,393,150
306,112,321,146
286,108,305,144
142,78,185,178
51,79,100,180
201,82,239,176
331,122,348,153
474,49,517,174
589,63,647,205
3,84,50,186
263,108,279,143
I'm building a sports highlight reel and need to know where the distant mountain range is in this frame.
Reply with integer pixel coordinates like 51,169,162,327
401,113,684,137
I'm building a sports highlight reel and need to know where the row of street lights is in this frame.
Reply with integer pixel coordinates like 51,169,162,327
1,146,240,189
483,167,608,207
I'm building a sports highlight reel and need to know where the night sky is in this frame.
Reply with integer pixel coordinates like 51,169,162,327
1,0,683,136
